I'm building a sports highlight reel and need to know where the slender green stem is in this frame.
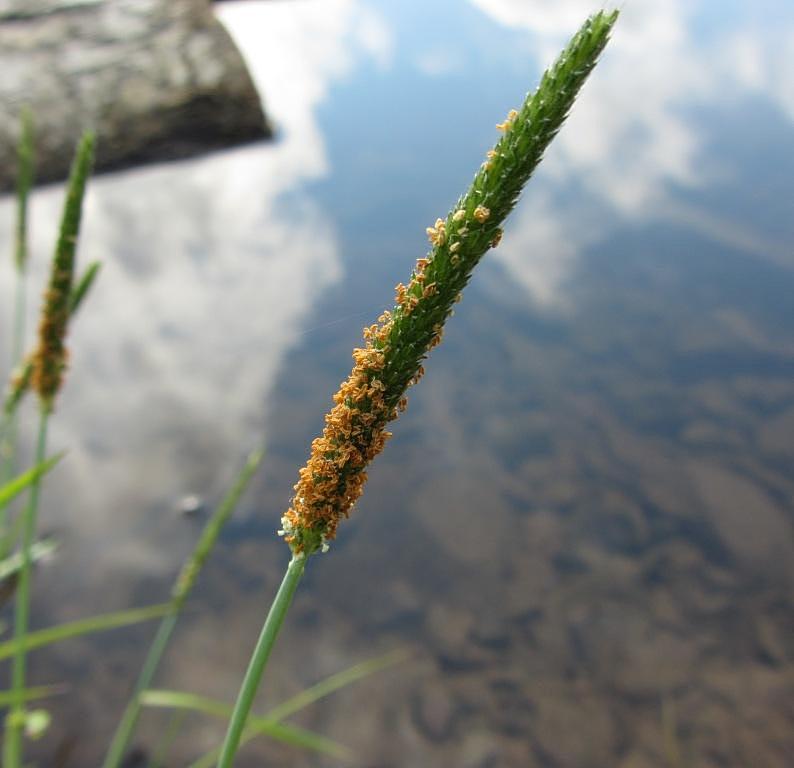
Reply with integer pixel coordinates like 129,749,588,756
102,613,179,768
2,108,35,559
216,555,306,768
190,648,406,768
148,708,188,768
11,269,26,374
4,410,49,768
102,449,263,768
0,277,28,558
0,416,18,558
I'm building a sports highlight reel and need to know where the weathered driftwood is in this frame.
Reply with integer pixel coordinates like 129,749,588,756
0,0,271,190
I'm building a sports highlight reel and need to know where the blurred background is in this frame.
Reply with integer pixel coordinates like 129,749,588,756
0,0,793,765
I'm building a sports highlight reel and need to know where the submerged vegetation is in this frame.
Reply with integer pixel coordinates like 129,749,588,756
0,8,616,766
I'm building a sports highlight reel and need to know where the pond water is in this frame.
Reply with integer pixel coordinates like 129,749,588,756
1,0,793,766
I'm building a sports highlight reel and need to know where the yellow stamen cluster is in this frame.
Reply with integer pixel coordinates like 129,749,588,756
496,108,519,132
283,192,501,553
282,328,394,553
473,205,491,223
32,281,71,406
426,218,446,246
283,244,451,554
484,149,499,170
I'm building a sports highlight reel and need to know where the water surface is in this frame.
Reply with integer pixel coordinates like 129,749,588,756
0,1,792,765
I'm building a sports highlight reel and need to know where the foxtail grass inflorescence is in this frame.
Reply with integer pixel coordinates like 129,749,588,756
5,130,95,768
218,11,618,768
281,9,619,557
30,131,95,413
3,260,101,418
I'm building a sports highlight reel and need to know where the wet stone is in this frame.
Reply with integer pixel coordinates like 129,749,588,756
468,614,511,652
512,608,543,646
459,730,502,768
410,682,461,742
490,676,536,726
120,748,147,768
436,643,492,674
365,580,424,632
0,0,270,190
425,603,474,650
755,615,793,667
176,493,204,517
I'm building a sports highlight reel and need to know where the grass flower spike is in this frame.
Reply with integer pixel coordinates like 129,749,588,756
3,260,102,417
31,131,95,412
5,131,95,768
219,13,617,766
282,10,619,557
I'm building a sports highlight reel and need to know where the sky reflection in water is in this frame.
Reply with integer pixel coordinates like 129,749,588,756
0,0,792,765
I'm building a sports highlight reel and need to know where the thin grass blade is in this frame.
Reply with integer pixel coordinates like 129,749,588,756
69,261,102,315
147,709,189,768
102,449,264,768
0,538,57,582
190,650,404,767
0,603,170,661
0,454,63,508
0,684,66,708
265,648,408,722
172,448,264,608
140,690,349,759
13,108,35,275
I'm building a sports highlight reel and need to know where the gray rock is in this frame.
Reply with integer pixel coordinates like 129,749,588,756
0,0,270,190
411,682,460,742
468,614,511,652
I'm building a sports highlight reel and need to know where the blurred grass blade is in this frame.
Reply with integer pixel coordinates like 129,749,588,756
69,261,102,315
265,648,408,722
2,109,36,542
189,651,405,768
14,108,35,274
2,360,32,417
102,449,265,768
143,689,246,720
0,538,57,581
0,684,66,707
0,454,63,508
0,603,170,661
140,690,350,760
147,709,189,768
171,448,264,608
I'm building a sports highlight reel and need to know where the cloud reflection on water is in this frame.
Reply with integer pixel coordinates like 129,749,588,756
468,0,794,306
0,0,392,587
